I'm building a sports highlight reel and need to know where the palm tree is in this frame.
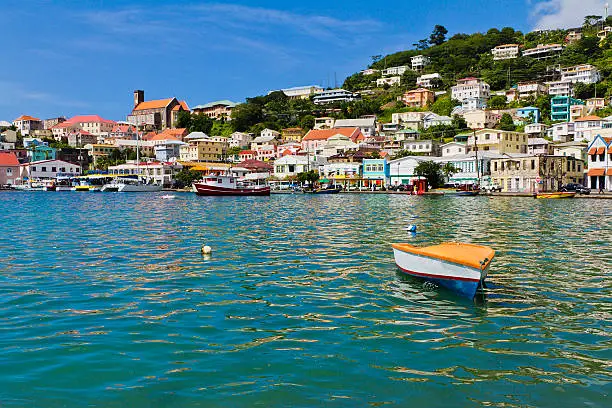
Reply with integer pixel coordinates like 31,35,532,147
442,162,460,182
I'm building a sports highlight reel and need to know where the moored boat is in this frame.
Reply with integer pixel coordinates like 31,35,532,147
392,242,495,298
193,175,270,196
310,185,343,194
101,177,162,192
535,192,576,199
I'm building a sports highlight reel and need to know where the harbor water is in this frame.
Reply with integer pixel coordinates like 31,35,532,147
0,192,610,407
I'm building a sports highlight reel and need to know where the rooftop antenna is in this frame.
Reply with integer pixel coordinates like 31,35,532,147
605,3,609,19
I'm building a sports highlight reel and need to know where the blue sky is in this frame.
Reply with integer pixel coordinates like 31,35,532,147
1,0,607,121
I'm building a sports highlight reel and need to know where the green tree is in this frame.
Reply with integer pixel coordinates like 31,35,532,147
176,111,192,129
300,115,315,130
414,160,444,188
174,169,202,188
297,170,319,187
430,96,459,116
190,113,213,134
498,113,516,131
401,70,419,90
488,95,508,109
227,146,242,156
231,103,264,131
429,25,448,46
441,162,460,181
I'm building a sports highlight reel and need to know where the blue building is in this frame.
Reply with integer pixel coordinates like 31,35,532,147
551,96,584,122
362,158,390,187
516,106,540,124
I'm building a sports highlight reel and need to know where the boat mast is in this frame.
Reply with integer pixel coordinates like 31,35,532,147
473,130,480,186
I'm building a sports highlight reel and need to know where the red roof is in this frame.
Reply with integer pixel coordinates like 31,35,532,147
65,115,115,125
240,150,256,155
111,124,136,133
302,127,363,142
239,159,273,170
172,101,190,111
133,98,174,111
14,115,41,122
0,152,19,166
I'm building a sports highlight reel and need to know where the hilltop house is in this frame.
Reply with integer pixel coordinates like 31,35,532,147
13,115,43,136
127,90,189,130
191,100,237,120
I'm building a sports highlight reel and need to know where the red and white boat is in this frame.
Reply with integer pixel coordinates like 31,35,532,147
193,175,270,196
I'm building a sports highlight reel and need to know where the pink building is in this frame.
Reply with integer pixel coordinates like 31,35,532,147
0,152,20,185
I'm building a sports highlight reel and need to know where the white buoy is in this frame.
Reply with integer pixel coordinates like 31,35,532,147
201,245,212,254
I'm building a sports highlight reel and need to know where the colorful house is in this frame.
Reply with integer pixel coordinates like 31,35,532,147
586,135,612,191
362,158,390,187
550,96,584,121
0,152,20,185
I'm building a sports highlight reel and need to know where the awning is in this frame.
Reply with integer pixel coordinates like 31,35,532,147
607,169,612,176
320,178,330,183
588,168,605,176
597,147,605,154
608,146,612,154
588,147,597,155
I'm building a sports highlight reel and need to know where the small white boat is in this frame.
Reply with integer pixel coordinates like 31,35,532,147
392,242,495,298
161,194,176,199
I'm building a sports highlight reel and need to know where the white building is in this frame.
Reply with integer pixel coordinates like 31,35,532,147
401,139,440,156
522,43,564,59
573,115,609,142
314,117,335,129
423,113,452,129
321,162,361,181
462,97,487,111
441,142,467,157
451,78,490,103
462,110,499,130
250,135,279,160
13,115,44,136
279,85,324,99
560,64,601,84
312,89,360,105
273,155,326,179
546,80,573,97
361,69,379,76
553,141,588,163
334,117,377,138
525,123,549,137
376,76,401,87
547,122,575,143
586,135,611,191
517,82,547,99
527,138,552,155
381,65,409,76
320,134,359,158
229,132,253,148
492,44,520,60
388,156,428,185
260,128,281,139
21,159,82,180
391,111,428,129
416,73,442,88
154,140,186,161
107,161,183,186
411,55,430,71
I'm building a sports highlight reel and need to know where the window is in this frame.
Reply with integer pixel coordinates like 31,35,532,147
217,179,223,183
42,167,46,172
52,167,57,172
7,168,12,175
494,162,498,171
531,160,535,170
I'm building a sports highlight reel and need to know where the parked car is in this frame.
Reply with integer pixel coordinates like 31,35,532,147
481,183,502,192
560,183,590,195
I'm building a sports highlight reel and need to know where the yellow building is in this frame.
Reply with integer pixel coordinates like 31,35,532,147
491,154,584,192
179,138,225,162
281,127,304,143
468,129,528,154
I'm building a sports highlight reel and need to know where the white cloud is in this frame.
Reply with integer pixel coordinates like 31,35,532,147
531,0,608,29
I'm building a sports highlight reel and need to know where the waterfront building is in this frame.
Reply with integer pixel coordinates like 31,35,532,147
463,110,499,130
525,123,549,138
586,135,612,191
154,140,186,162
281,128,304,143
547,122,575,142
491,44,520,60
13,115,43,136
399,88,435,108
43,117,66,130
522,43,564,59
312,89,360,105
388,156,428,186
516,106,541,124
250,135,279,160
334,117,377,138
320,160,361,187
377,76,401,87
301,128,364,155
229,132,253,148
436,151,501,186
20,159,82,180
107,161,183,187
550,96,584,121
586,98,606,112
553,141,588,163
411,55,430,71
0,152,20,185
416,73,442,88
274,155,326,179
491,154,584,192
451,78,490,105
381,65,409,76
468,129,528,154
441,142,467,157
127,90,190,130
560,64,601,84
191,100,237,120
517,82,547,100
277,85,324,100
314,117,335,129
0,120,13,129
547,80,573,97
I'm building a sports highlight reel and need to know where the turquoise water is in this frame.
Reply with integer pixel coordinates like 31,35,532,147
0,192,610,407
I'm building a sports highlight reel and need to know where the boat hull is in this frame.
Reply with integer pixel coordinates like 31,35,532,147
193,183,270,196
536,192,575,199
456,191,480,196
392,247,490,298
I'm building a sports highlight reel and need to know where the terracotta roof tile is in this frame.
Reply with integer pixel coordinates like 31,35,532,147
302,127,362,142
133,98,174,111
0,152,19,166
575,115,602,121
14,115,41,122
